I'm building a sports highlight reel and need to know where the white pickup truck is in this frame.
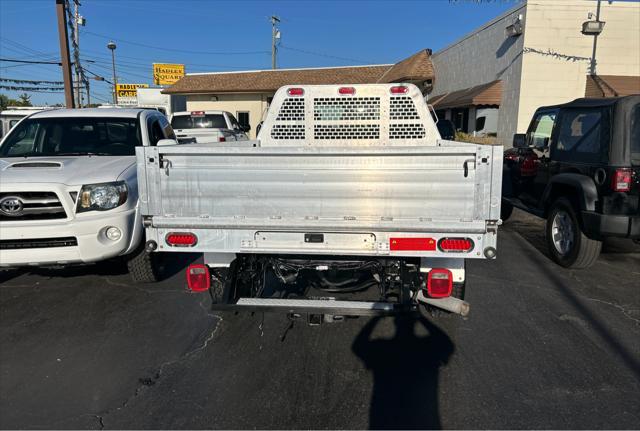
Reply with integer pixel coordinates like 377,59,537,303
170,110,249,144
0,108,176,282
137,84,503,317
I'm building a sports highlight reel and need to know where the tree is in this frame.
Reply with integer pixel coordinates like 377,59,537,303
18,93,32,106
0,93,33,110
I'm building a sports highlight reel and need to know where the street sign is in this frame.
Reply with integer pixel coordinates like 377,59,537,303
153,63,185,86
115,83,149,105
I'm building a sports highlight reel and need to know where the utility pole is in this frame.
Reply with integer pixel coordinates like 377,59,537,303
108,41,118,104
271,15,280,69
589,0,602,75
55,0,75,108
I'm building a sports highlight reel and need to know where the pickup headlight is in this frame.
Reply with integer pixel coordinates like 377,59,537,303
77,181,128,213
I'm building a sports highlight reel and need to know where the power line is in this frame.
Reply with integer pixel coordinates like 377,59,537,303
0,58,62,65
0,85,65,92
279,45,375,64
0,77,64,85
81,29,270,56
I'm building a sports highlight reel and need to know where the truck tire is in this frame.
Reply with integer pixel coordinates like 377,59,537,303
127,246,161,283
423,282,466,318
545,198,601,269
501,200,514,222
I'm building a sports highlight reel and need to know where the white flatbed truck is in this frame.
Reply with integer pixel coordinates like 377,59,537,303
136,84,503,318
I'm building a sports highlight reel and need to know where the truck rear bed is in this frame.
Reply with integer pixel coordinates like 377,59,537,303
138,142,501,258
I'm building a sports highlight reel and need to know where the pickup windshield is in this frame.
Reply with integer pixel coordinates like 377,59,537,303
171,114,226,129
0,117,141,157
631,104,640,166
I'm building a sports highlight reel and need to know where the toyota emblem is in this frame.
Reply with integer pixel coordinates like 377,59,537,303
0,196,24,217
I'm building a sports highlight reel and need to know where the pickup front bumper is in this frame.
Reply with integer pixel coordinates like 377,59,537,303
581,211,640,239
0,208,140,267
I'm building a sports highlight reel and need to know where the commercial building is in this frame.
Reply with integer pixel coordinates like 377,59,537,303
428,0,640,146
163,50,435,138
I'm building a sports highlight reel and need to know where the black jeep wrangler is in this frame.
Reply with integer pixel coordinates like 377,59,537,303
502,95,639,268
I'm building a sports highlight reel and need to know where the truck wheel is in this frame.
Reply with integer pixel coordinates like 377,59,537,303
423,282,465,318
127,246,161,283
546,198,601,269
501,200,514,222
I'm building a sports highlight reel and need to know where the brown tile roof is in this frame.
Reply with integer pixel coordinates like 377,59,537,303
163,50,434,94
585,75,640,97
430,80,502,109
377,49,434,83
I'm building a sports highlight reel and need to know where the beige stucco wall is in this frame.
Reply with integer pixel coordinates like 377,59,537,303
518,0,640,133
185,92,273,139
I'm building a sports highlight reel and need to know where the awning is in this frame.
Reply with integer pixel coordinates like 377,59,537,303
585,75,640,98
429,80,502,110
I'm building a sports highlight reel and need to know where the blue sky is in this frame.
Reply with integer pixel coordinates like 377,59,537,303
0,0,519,105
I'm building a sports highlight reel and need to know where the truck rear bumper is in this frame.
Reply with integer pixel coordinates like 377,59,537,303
581,211,640,239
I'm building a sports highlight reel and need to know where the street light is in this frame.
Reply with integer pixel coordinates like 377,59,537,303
107,41,117,104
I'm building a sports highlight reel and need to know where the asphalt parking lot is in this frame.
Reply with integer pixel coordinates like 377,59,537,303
1,209,639,430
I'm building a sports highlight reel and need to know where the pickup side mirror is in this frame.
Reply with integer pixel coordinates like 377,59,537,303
513,133,527,148
156,138,178,147
240,124,251,133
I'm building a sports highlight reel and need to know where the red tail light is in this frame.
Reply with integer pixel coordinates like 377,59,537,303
426,269,453,298
612,168,632,192
219,136,226,142
390,85,408,95
166,232,198,247
438,238,474,253
338,87,356,95
186,264,210,292
287,88,304,96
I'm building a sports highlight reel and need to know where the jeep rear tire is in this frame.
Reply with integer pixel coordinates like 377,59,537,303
545,198,601,269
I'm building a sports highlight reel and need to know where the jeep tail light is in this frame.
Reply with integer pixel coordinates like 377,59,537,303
287,88,304,96
612,168,632,192
438,238,474,253
186,264,210,292
390,85,408,95
338,87,355,95
166,232,198,247
219,136,226,142
426,269,453,298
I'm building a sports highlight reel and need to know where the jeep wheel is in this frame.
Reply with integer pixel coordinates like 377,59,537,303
546,198,601,269
127,246,161,283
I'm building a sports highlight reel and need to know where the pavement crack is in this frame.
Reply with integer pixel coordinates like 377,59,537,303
93,295,222,425
582,297,640,326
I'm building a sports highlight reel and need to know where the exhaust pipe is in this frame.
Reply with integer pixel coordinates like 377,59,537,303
416,291,470,317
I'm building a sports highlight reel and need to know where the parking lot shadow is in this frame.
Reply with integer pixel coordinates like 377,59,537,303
352,314,454,429
0,252,200,283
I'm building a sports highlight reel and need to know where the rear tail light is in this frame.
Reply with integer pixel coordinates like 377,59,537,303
186,264,210,292
390,85,409,94
287,87,304,96
166,232,198,247
190,111,205,116
438,237,474,253
426,269,453,298
338,87,355,95
612,168,632,192
219,136,226,142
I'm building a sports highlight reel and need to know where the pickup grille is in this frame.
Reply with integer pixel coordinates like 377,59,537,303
0,192,67,221
0,237,77,250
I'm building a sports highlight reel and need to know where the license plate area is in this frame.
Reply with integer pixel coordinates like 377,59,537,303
254,231,376,251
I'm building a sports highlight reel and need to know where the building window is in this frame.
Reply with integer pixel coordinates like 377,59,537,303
237,111,250,128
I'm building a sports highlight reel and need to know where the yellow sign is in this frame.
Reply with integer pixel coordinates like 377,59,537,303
115,83,149,103
153,63,185,86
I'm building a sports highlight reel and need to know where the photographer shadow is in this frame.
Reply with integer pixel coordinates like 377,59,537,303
352,314,454,430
